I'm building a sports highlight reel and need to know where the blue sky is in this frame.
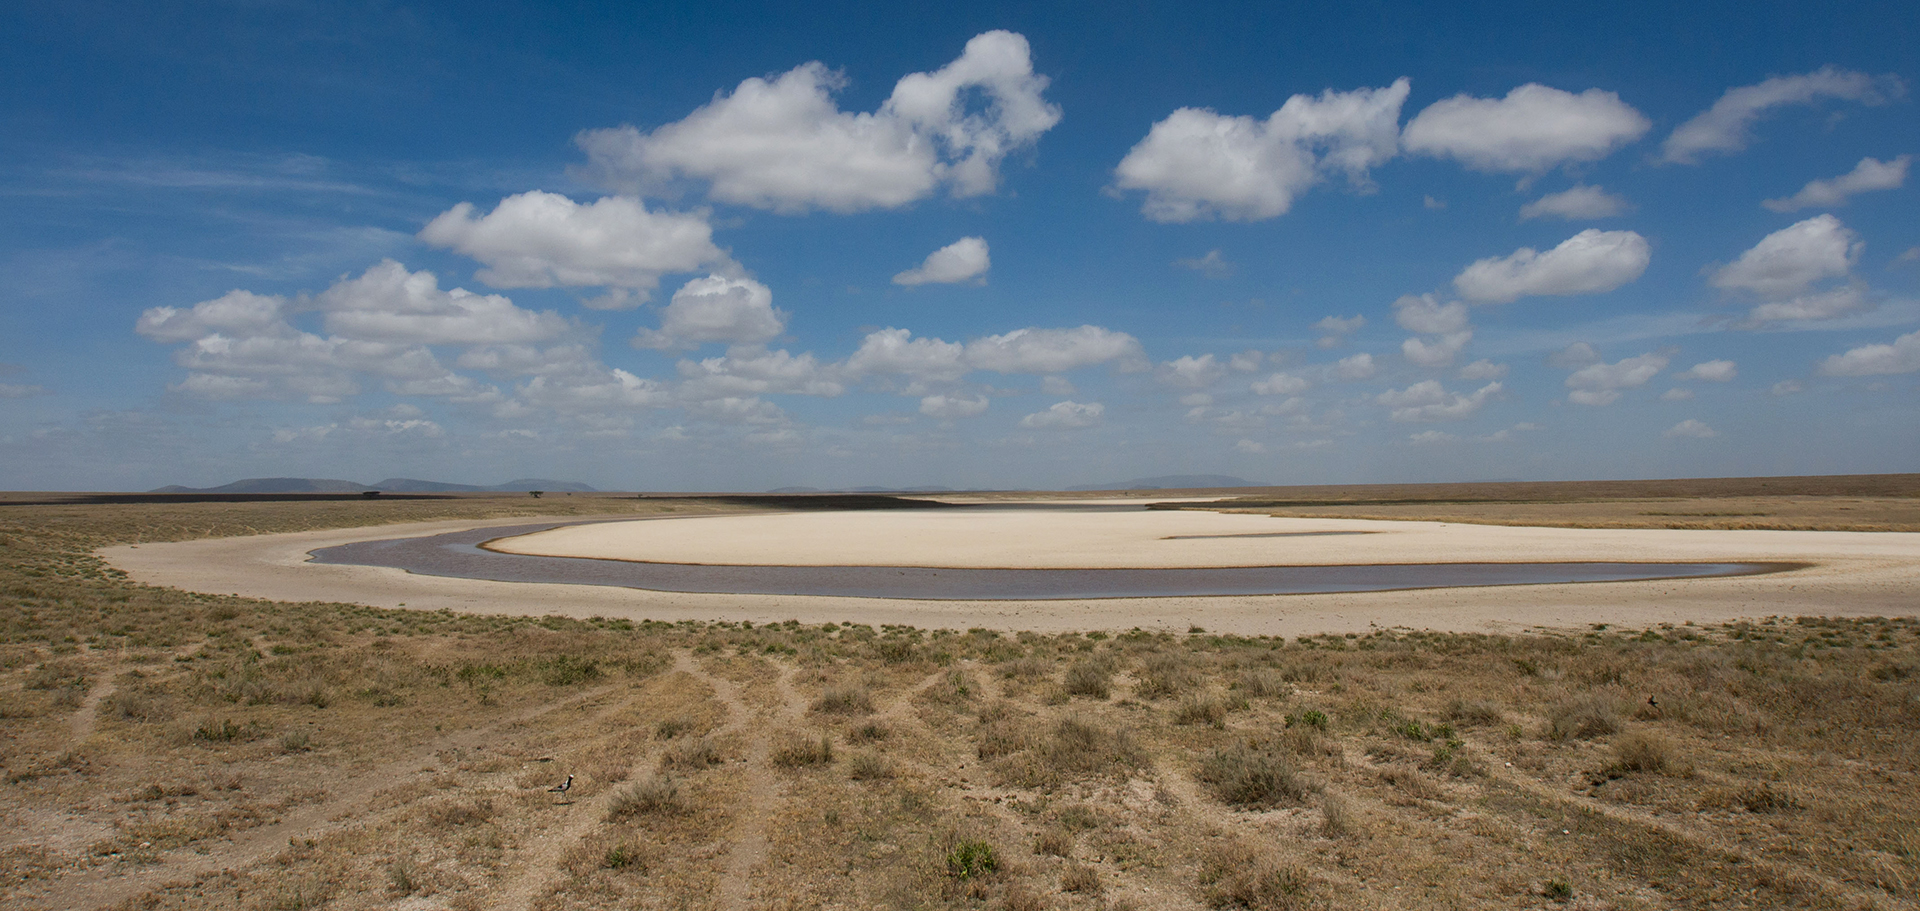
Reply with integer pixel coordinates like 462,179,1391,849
3,0,1916,491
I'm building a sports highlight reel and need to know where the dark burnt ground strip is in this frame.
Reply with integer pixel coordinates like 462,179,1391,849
308,520,1789,601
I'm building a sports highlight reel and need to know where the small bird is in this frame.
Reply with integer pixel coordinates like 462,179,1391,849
1646,696,1659,709
548,775,573,801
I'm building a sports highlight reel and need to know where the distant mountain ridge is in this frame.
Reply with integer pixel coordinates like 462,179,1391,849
1065,474,1263,491
150,477,596,494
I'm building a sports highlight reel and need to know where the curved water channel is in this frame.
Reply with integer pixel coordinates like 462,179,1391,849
308,517,1787,600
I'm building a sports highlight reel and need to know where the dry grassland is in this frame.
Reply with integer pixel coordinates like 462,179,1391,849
1181,474,1920,532
1,494,1918,910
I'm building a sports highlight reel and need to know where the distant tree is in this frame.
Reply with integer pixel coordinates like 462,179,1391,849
529,490,544,499
362,490,382,498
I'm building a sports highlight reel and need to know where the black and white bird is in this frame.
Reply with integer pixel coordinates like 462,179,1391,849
548,775,573,800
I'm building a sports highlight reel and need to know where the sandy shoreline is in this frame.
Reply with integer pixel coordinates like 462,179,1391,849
100,504,1920,636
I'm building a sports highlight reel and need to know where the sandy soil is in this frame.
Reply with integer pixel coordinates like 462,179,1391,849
101,503,1920,636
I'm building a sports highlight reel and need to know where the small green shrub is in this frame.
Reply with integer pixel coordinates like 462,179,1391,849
945,839,998,879
602,842,646,870
1287,709,1329,730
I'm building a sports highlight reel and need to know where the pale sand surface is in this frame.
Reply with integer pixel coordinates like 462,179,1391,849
488,507,1916,568
101,505,1920,636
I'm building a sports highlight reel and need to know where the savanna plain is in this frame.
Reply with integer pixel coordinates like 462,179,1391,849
2,477,1918,911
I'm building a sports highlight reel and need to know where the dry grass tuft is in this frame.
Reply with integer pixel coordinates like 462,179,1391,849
811,684,874,716
772,732,835,768
1547,693,1621,740
846,751,893,781
606,776,684,819
1063,660,1112,699
1199,842,1312,910
1445,697,1504,726
997,716,1145,787
1610,730,1670,773
1174,694,1228,727
1032,827,1073,857
1059,862,1102,894
659,736,723,772
1197,742,1315,808
1236,668,1290,699
1136,652,1200,699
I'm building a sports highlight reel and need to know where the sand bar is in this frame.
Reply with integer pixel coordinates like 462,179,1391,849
102,503,1920,636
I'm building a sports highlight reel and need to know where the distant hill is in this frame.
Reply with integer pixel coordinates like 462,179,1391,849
151,477,596,494
373,478,597,493
150,477,372,494
1066,474,1263,491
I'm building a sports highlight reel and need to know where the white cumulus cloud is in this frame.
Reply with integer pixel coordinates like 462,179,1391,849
893,236,990,286
845,328,969,382
1662,67,1902,165
1710,214,1861,304
1334,352,1376,379
139,262,571,404
1402,333,1471,368
1664,419,1718,439
1518,184,1630,221
1175,250,1234,278
1402,84,1649,173
1251,371,1309,395
1392,294,1468,334
418,191,721,306
1453,229,1650,303
1763,155,1911,212
1113,79,1410,222
1564,351,1667,406
1818,330,1920,375
964,326,1144,374
676,347,844,399
633,275,785,350
1376,380,1501,421
919,393,989,418
136,290,289,343
575,31,1059,213
317,261,574,346
1161,354,1225,388
1314,314,1365,348
1458,359,1508,380
1678,360,1737,382
1019,400,1103,429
